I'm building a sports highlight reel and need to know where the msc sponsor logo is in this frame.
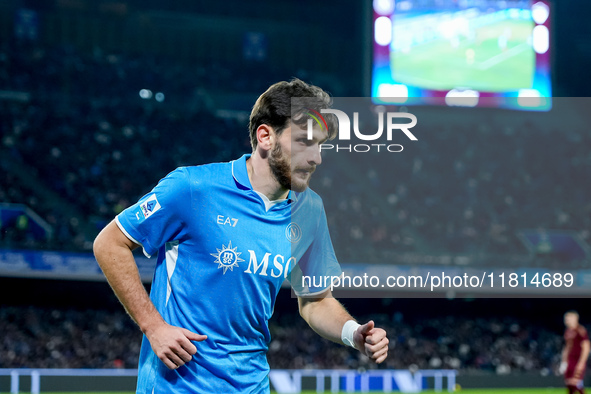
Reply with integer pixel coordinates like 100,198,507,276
244,250,295,279
210,241,244,274
211,241,295,278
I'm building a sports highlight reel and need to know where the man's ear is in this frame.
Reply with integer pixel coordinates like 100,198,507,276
256,124,274,151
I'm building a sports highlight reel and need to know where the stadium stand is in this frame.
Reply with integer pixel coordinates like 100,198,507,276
1,1,590,391
2,43,591,266
316,123,591,264
0,304,564,373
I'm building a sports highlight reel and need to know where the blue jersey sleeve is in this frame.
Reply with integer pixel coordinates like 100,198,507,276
289,205,342,296
116,167,191,257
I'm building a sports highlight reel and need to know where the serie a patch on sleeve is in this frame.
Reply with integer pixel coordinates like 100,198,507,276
138,194,161,221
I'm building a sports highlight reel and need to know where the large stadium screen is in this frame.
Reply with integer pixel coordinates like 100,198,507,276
371,0,552,110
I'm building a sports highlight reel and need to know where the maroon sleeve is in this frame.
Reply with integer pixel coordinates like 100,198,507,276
579,326,589,341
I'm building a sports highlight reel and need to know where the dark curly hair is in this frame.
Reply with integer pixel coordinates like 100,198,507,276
248,78,337,150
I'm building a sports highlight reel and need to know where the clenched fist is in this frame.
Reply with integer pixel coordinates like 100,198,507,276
353,320,389,364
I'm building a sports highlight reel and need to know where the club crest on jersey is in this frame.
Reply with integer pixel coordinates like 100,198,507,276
210,241,244,274
286,222,302,243
139,194,161,220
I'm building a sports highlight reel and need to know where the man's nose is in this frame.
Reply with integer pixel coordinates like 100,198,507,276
309,145,322,166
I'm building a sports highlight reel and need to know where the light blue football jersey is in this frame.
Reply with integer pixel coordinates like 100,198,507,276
116,154,341,393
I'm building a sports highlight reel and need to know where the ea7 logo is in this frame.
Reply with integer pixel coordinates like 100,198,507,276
217,215,238,227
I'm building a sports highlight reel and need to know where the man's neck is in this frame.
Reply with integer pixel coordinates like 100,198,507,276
246,154,289,201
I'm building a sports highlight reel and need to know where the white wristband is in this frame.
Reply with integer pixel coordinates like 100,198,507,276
341,320,361,348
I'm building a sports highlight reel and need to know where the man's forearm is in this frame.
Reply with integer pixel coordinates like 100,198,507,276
562,346,570,362
298,294,390,364
298,296,353,344
94,221,207,370
94,221,165,335
578,342,590,367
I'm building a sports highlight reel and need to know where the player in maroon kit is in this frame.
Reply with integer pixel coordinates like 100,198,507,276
560,311,590,394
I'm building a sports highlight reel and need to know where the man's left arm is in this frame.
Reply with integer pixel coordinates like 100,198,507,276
576,339,590,376
298,293,389,364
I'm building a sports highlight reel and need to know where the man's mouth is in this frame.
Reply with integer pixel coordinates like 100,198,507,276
295,168,315,176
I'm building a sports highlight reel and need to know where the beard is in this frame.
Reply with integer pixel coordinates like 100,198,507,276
268,142,313,193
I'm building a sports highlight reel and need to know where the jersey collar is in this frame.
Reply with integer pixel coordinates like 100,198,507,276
232,154,298,203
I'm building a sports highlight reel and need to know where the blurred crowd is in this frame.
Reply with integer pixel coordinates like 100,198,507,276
0,306,140,369
268,311,562,374
1,42,591,266
0,305,564,374
1,95,248,250
315,123,591,264
1,43,252,250
0,42,287,100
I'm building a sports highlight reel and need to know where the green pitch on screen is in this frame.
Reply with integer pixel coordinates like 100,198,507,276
392,20,535,92
34,389,565,394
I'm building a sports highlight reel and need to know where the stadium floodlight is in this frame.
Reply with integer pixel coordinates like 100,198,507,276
377,83,408,104
532,1,550,24
373,0,394,16
445,89,479,108
533,25,550,54
139,89,152,99
374,16,392,46
517,88,543,108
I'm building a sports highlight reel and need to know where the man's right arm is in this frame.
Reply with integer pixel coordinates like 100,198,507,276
560,339,571,374
562,339,572,362
93,220,206,370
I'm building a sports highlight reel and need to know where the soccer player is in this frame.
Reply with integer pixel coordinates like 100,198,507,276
560,311,590,394
93,79,389,393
